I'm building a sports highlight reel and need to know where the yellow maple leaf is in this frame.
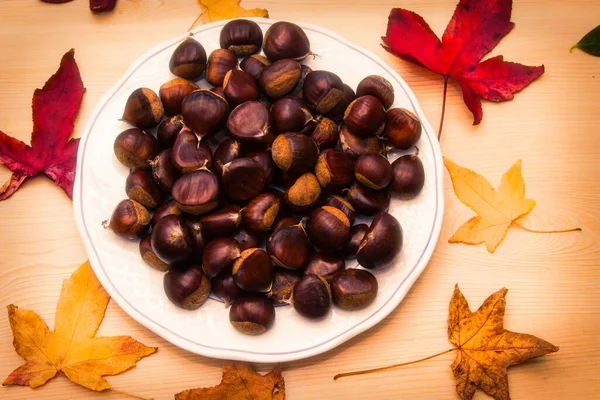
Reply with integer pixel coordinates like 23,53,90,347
190,0,269,30
443,157,536,253
3,261,156,391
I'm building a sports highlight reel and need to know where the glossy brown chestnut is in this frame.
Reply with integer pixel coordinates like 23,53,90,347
292,64,312,97
150,199,181,227
247,150,277,185
169,36,207,80
139,235,170,271
292,274,331,319
171,169,221,215
305,252,345,283
210,85,226,99
273,216,298,231
303,71,344,114
202,238,242,278
272,133,319,173
326,83,356,122
283,172,322,214
331,269,378,310
268,269,300,304
199,205,242,236
384,108,422,150
125,169,165,209
157,115,185,149
212,272,245,306
343,95,386,137
227,101,273,143
232,228,260,251
223,69,260,104
310,117,339,150
114,128,159,169
232,248,274,292
267,222,311,270
219,19,263,57
342,223,368,258
355,153,392,190
151,214,192,264
122,88,164,129
339,124,384,160
206,48,238,86
229,297,275,335
357,212,402,269
240,55,271,81
171,128,213,173
346,181,390,216
389,154,425,199
321,195,355,225
263,21,311,61
181,89,229,136
105,199,150,239
258,59,302,99
159,78,199,115
150,150,181,193
221,158,266,203
315,149,355,192
270,96,312,133
243,193,281,233
356,75,395,109
306,206,351,251
213,138,242,177
164,265,210,310
182,214,206,259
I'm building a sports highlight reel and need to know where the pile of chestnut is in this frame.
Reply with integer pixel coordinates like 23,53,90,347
105,19,425,335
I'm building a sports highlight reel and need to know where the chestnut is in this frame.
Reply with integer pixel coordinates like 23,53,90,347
151,214,192,264
171,128,213,173
169,36,207,80
247,150,277,185
384,108,422,150
171,168,221,215
346,181,390,216
232,248,274,292
305,252,345,283
114,128,159,169
272,133,319,173
227,101,273,143
221,158,266,203
321,195,355,225
210,85,226,99
326,83,356,122
354,154,392,190
292,64,312,97
389,154,425,199
258,59,302,99
331,269,378,310
181,90,229,136
229,297,275,335
199,205,242,236
273,216,298,231
164,264,210,310
125,169,165,209
263,21,311,61
292,274,331,319
270,96,312,133
202,238,242,278
104,199,150,239
306,206,351,252
157,115,185,149
283,172,322,214
243,192,281,233
303,71,344,114
268,269,300,304
151,150,181,193
267,222,310,270
159,78,199,115
206,49,239,86
232,228,260,251
139,235,169,272
342,223,368,258
357,212,402,269
343,95,386,137
219,19,263,57
356,75,395,109
240,54,271,80
310,117,339,150
212,272,245,306
150,198,181,227
122,88,164,129
223,69,260,104
315,149,355,192
213,138,242,177
339,124,384,160
183,214,206,259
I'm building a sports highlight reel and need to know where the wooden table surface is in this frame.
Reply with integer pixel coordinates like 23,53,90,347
1,0,599,399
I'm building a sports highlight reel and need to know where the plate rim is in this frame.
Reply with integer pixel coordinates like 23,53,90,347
73,17,444,363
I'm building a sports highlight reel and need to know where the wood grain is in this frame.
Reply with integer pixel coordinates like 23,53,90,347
1,0,599,399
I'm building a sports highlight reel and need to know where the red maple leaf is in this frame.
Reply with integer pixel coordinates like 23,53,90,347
382,0,544,135
0,49,85,200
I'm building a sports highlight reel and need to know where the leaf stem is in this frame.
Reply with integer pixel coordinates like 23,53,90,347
333,348,455,381
108,388,155,400
438,77,449,141
513,222,582,234
188,12,203,32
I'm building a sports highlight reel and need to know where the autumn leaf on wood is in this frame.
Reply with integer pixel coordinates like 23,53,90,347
0,49,84,201
571,25,600,57
3,261,156,391
175,362,285,400
190,0,269,31
382,0,544,135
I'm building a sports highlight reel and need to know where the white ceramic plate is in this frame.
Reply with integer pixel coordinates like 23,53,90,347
73,18,444,363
